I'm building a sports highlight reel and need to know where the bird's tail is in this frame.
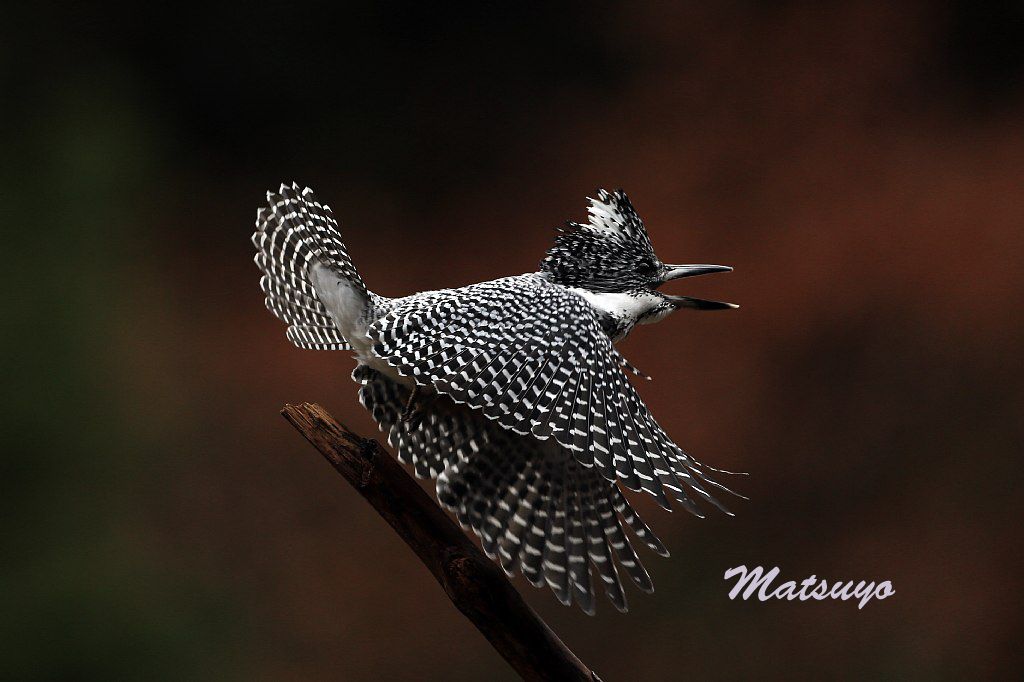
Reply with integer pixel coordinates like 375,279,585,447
252,183,367,350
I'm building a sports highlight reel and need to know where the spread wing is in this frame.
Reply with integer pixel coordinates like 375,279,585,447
354,364,667,614
368,273,733,515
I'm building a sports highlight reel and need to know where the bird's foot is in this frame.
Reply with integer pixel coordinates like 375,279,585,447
399,385,428,430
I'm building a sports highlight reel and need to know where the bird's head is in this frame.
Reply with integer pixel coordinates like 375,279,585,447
539,189,734,293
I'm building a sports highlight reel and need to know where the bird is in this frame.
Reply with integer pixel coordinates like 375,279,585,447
252,182,740,614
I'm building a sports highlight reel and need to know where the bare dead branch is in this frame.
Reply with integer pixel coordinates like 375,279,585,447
281,402,600,682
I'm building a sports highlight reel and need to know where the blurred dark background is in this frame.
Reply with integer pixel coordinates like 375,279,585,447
2,1,1022,680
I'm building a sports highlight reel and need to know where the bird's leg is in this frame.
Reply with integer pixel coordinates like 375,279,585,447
399,385,435,430
400,384,420,423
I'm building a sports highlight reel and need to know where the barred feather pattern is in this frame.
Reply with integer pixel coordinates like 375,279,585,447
369,273,736,517
252,182,381,350
251,183,739,614
354,364,666,613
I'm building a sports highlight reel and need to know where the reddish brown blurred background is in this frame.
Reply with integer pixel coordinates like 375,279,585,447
3,1,1022,680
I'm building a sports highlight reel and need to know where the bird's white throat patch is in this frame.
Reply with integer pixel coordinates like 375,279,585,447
568,288,662,322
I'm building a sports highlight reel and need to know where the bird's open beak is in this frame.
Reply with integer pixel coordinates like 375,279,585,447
661,264,733,282
658,264,737,309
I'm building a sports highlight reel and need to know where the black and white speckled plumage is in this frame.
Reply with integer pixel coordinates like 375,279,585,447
252,183,739,613
540,189,661,293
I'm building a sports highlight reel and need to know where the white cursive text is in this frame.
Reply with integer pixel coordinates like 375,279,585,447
724,565,894,609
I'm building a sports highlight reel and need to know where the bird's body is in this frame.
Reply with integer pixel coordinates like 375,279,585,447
253,183,739,613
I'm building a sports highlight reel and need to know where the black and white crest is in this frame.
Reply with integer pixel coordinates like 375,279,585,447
540,189,662,292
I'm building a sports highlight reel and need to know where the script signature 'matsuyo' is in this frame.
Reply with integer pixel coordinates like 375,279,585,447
725,565,895,609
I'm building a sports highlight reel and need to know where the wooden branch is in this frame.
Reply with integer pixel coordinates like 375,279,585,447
281,402,600,682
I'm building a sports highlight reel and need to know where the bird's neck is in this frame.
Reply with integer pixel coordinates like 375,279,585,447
564,287,661,342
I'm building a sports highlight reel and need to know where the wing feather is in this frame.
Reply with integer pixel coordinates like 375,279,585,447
368,273,729,516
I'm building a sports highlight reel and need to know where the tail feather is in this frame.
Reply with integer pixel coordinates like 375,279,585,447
253,182,367,350
285,325,350,351
260,276,333,327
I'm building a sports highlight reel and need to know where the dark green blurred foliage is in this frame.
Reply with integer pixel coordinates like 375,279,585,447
2,2,1021,680
1,57,245,680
